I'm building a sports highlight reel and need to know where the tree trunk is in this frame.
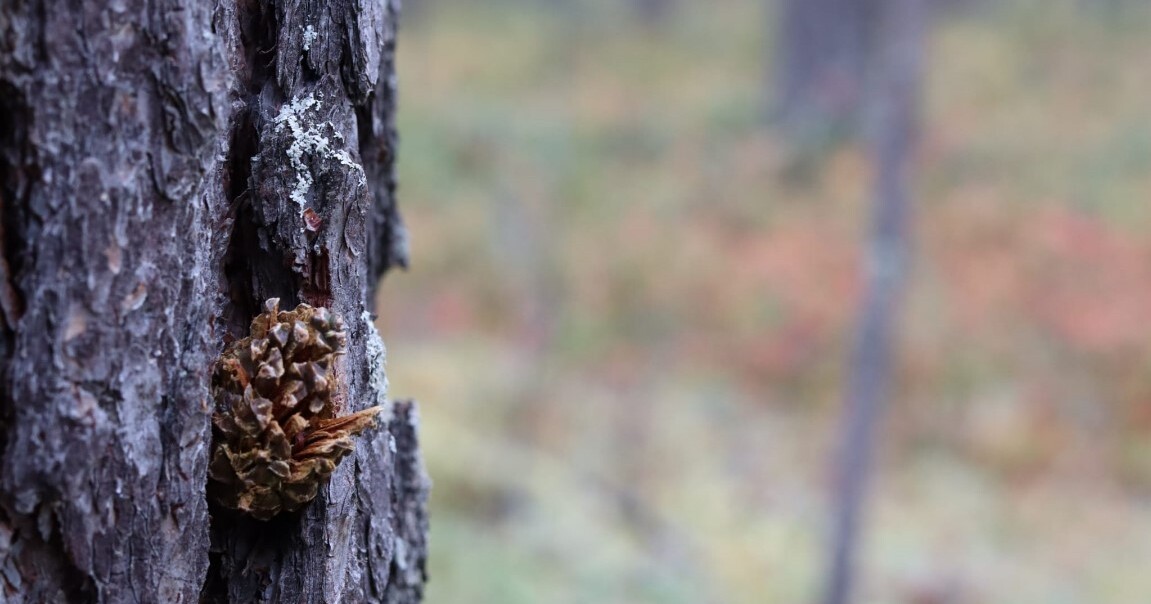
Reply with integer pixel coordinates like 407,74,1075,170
0,1,428,602
770,0,880,148
820,0,924,602
630,0,676,24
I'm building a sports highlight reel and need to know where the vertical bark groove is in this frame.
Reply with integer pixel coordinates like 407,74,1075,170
0,80,29,338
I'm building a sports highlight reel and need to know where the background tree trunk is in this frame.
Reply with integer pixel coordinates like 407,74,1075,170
0,1,428,602
820,0,925,602
771,0,881,149
630,0,676,25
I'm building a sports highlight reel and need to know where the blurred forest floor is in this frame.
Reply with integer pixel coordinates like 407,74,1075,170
378,1,1151,602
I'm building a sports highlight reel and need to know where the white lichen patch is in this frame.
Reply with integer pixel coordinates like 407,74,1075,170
273,93,366,209
363,311,393,422
302,25,317,51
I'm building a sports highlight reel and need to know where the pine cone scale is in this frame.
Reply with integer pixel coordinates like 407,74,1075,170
208,298,383,519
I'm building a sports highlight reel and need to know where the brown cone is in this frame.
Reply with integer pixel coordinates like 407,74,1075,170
208,298,382,520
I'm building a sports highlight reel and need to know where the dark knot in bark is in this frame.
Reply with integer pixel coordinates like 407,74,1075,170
208,298,382,520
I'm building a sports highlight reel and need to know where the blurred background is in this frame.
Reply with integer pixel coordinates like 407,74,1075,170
376,0,1151,602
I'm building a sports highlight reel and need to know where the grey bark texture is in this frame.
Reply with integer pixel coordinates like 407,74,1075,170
0,1,428,602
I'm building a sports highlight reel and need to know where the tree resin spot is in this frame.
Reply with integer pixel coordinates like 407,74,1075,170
208,298,382,520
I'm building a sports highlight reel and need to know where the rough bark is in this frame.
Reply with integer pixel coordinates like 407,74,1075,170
0,1,425,602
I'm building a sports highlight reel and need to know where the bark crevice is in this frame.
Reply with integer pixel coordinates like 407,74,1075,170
0,80,29,338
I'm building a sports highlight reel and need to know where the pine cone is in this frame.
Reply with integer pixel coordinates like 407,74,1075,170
208,298,382,520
